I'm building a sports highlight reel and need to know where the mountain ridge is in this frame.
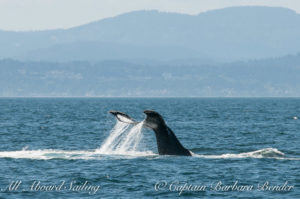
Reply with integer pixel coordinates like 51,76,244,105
1,6,300,62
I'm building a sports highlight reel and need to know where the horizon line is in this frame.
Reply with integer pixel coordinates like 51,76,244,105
0,96,299,99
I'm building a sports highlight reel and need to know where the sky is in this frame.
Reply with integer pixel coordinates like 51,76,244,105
1,0,300,31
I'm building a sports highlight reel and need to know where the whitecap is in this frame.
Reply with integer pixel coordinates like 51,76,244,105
192,148,300,160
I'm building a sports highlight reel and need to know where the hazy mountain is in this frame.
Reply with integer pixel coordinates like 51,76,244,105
1,53,299,97
19,41,204,62
1,6,300,62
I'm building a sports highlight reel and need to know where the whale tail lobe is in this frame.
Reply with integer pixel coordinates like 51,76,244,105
143,110,192,156
109,110,137,124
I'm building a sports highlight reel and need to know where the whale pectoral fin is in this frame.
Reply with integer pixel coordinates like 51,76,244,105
109,110,138,124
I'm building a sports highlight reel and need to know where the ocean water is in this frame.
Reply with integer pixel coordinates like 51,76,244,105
0,98,299,198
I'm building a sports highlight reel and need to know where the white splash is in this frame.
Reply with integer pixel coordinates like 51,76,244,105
192,148,291,159
0,149,96,160
96,121,131,153
96,121,150,155
0,147,299,160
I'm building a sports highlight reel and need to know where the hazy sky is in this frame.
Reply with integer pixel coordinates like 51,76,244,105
1,0,300,31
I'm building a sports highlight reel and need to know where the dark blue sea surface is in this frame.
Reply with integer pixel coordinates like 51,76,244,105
0,98,299,198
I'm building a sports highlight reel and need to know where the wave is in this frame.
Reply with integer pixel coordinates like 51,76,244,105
0,149,156,160
0,148,299,160
193,148,300,160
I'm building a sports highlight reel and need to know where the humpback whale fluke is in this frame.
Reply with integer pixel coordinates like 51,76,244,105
143,110,192,156
109,110,137,124
109,110,192,156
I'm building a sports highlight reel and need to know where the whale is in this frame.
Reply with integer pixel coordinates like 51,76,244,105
109,110,192,156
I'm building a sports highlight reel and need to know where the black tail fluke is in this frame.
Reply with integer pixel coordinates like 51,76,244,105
109,110,138,124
